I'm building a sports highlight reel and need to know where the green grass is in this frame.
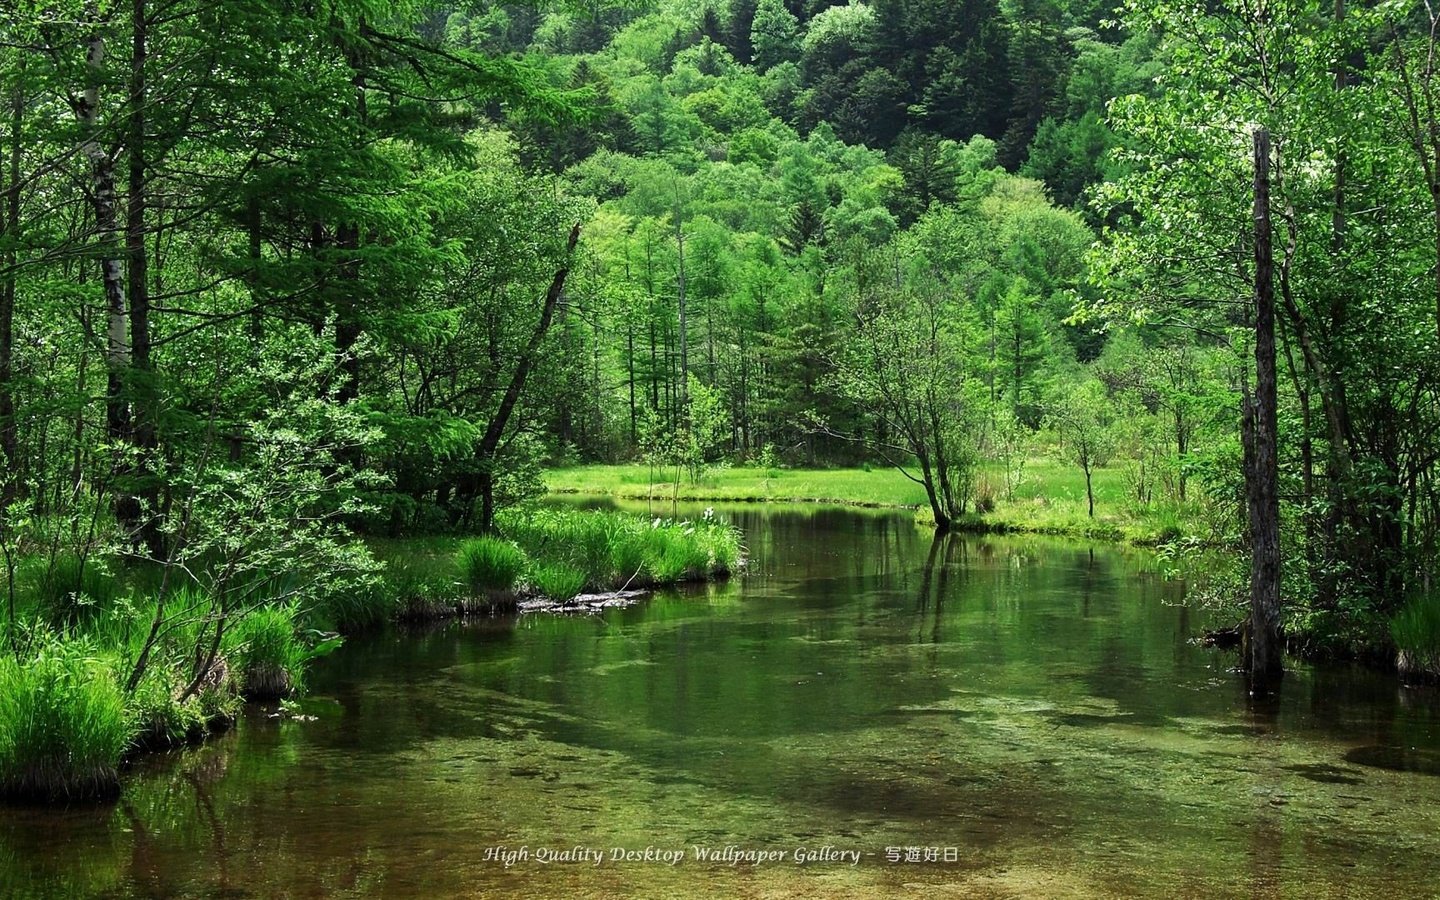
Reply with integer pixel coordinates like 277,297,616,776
229,603,307,700
28,553,120,625
86,586,243,747
497,506,741,590
549,462,1208,546
456,537,527,593
528,563,589,601
1392,594,1440,680
545,464,934,508
0,634,134,801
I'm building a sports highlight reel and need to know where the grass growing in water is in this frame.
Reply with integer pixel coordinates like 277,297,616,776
528,563,588,601
496,506,741,590
1392,594,1440,679
0,633,134,801
230,603,308,700
549,462,1209,546
456,537,526,593
546,464,932,508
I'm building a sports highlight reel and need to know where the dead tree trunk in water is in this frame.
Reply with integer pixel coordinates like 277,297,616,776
1244,128,1284,694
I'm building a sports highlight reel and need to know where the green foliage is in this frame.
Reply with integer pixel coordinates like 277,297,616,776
751,0,800,69
1392,595,1440,679
457,538,528,593
30,555,120,626
229,603,330,701
529,563,589,600
498,506,741,589
125,664,221,750
0,633,134,801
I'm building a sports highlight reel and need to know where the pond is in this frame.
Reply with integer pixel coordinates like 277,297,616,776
3,502,1439,898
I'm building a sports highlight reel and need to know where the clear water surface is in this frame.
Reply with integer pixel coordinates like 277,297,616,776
3,501,1438,898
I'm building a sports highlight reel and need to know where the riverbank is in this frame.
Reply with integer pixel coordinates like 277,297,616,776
0,506,739,803
351,507,741,628
545,463,1206,547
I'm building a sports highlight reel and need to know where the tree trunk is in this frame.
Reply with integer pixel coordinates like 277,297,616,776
77,12,139,535
626,324,636,444
127,0,164,557
675,209,689,415
1245,128,1284,694
335,221,362,404
475,224,581,532
0,68,20,506
1084,463,1094,518
919,450,950,533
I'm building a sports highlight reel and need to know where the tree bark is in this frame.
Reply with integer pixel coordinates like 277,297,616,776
0,66,20,506
475,223,581,531
674,206,689,415
77,8,139,535
127,0,164,557
1245,128,1284,694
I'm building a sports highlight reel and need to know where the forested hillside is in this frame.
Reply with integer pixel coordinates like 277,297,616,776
3,0,1440,787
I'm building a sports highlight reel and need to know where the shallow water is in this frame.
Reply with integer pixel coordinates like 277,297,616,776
4,502,1439,899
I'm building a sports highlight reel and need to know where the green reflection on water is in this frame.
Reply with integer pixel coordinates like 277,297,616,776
3,503,1440,898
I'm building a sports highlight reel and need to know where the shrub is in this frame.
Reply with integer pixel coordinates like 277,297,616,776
127,666,208,749
457,538,526,594
974,476,997,514
0,635,134,801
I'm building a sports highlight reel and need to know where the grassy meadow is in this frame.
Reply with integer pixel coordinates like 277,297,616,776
546,461,1214,546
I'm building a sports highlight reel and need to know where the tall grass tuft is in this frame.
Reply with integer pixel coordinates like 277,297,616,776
1392,594,1440,680
0,634,134,802
32,554,119,625
230,603,306,700
497,507,742,591
457,538,527,594
529,563,588,601
611,533,649,586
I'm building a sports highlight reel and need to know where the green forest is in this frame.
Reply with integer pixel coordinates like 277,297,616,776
3,0,1440,801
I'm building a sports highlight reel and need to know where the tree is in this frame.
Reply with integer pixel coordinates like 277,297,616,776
751,0,801,69
1086,0,1440,661
1244,127,1283,690
836,244,982,530
1048,378,1116,518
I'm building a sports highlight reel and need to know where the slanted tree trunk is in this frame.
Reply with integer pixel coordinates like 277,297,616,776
475,224,581,532
1084,455,1095,518
1244,128,1284,694
917,448,950,532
